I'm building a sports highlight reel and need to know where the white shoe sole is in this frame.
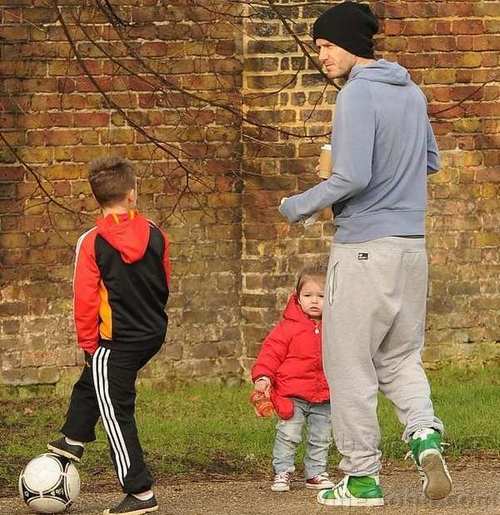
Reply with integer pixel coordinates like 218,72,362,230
271,484,290,492
47,445,81,463
421,452,452,500
102,506,158,515
305,482,334,490
317,493,384,507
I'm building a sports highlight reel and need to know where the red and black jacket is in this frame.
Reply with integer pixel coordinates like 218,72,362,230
73,211,171,354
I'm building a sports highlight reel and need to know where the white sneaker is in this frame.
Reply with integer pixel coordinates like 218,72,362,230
271,471,291,492
306,472,334,490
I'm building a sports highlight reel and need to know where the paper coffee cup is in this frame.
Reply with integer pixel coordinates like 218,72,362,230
318,144,332,179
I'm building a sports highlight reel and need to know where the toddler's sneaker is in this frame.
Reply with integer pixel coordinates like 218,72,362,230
317,475,384,507
103,494,158,514
271,471,291,492
47,437,84,462
407,428,452,500
305,472,334,490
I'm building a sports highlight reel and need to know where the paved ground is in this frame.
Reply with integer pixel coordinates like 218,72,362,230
2,459,499,515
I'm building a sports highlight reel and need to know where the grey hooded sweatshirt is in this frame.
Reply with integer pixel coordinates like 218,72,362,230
279,59,440,243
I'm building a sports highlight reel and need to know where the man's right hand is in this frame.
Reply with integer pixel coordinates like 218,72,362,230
316,163,330,179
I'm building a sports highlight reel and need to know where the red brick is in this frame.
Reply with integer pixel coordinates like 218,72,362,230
61,94,102,110
0,166,24,181
403,38,423,53
140,42,171,57
480,53,498,67
484,20,500,34
452,19,484,35
455,69,495,83
405,20,436,36
21,6,58,23
0,199,23,214
434,21,452,35
450,86,484,102
20,112,74,129
377,3,406,19
0,25,29,40
73,77,114,93
400,54,435,69
424,37,456,52
474,167,500,183
72,113,110,128
473,35,500,52
243,224,279,240
128,75,157,92
437,2,475,17
467,102,500,118
0,215,21,232
0,233,29,249
18,147,53,163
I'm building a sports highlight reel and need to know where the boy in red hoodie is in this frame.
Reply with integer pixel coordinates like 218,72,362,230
47,157,171,515
251,263,334,493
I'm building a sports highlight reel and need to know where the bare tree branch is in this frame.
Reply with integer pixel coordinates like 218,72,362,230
265,0,340,91
0,132,86,216
84,1,328,139
429,76,499,118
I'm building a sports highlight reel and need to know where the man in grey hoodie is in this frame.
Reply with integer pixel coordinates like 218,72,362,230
279,2,452,507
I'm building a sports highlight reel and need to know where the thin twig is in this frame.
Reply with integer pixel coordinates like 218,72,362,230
430,76,499,118
88,1,328,138
0,132,82,216
266,0,340,91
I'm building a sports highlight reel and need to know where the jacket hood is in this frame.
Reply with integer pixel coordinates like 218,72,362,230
96,211,150,264
349,59,410,86
282,294,318,326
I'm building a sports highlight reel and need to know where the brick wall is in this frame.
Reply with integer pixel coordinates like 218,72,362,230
240,0,500,371
0,0,244,387
1,1,499,387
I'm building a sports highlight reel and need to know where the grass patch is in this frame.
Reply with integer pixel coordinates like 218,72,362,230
1,366,499,495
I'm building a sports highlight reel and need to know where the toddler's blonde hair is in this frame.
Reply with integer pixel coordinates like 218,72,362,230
296,262,328,296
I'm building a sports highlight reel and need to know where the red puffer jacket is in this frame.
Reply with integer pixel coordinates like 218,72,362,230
251,294,330,419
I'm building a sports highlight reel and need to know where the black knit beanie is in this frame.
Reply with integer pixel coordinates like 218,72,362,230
313,2,379,59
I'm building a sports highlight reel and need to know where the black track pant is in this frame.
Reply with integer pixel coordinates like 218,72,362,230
61,345,160,494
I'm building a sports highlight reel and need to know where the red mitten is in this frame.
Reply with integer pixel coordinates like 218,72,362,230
270,392,294,420
250,390,274,417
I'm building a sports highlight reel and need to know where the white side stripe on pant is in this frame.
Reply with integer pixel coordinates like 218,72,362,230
101,348,131,472
92,347,131,485
92,348,126,483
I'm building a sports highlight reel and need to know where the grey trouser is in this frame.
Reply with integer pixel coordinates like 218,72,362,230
323,237,444,476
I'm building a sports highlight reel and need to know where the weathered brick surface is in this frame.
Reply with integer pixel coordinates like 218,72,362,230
240,0,500,372
0,1,499,387
0,0,243,386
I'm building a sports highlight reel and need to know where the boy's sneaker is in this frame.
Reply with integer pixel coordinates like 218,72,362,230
306,472,334,490
317,475,384,507
271,471,291,492
103,494,158,514
47,437,84,462
408,428,452,500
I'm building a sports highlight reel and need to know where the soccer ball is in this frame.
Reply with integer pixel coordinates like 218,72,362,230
19,453,80,513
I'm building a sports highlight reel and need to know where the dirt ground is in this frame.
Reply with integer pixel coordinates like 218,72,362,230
2,458,499,515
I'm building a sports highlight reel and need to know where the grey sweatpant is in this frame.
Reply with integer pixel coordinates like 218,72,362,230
323,237,443,477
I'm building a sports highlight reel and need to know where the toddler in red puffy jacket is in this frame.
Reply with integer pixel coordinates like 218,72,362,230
251,263,334,492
